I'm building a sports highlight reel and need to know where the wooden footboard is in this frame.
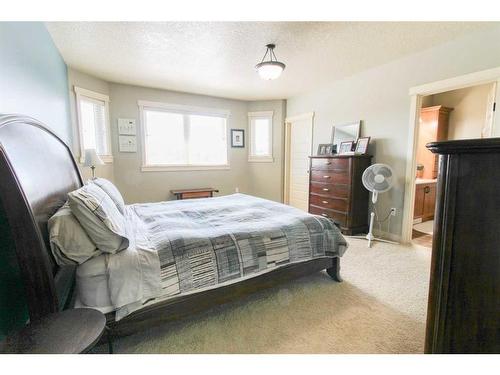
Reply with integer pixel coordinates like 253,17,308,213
106,257,341,338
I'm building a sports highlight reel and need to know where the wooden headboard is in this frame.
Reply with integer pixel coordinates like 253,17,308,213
0,114,83,321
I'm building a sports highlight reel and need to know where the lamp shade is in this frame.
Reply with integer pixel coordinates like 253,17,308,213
255,44,286,80
83,149,104,167
255,61,285,80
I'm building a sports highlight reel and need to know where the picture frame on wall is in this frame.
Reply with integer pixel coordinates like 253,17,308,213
338,140,354,154
231,129,245,148
354,136,371,154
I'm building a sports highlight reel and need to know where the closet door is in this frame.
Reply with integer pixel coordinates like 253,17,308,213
284,113,313,211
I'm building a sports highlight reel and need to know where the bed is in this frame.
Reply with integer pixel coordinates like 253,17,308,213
0,114,347,338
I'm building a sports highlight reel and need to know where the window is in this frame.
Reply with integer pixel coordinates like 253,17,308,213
248,111,273,162
74,87,112,163
139,101,229,171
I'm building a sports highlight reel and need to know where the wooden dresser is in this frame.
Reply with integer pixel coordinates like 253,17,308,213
308,155,371,235
425,138,500,353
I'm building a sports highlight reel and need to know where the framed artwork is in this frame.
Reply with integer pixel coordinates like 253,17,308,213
338,140,354,154
231,129,245,148
355,136,371,154
317,143,334,155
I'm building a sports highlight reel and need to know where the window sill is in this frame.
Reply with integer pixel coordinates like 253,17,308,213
248,156,274,163
141,164,230,172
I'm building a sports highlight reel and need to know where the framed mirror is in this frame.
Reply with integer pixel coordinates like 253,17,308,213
331,121,361,150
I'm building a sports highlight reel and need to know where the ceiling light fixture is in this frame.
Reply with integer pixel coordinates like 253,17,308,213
255,44,286,80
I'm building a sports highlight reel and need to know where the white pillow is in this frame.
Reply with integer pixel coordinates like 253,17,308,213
90,178,126,214
48,202,101,265
68,183,129,254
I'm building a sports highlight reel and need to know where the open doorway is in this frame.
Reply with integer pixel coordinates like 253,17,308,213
410,82,497,248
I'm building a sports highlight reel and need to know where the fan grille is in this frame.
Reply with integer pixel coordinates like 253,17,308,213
362,163,394,193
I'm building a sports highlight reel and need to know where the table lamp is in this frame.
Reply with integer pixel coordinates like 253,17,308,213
83,149,104,179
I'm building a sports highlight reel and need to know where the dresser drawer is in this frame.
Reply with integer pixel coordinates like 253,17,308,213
311,170,350,184
310,182,349,199
309,194,348,212
310,158,349,171
309,205,347,226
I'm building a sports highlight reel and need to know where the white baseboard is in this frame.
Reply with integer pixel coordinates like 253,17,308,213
372,229,402,243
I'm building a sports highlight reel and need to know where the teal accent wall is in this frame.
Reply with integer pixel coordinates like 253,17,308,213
0,22,72,339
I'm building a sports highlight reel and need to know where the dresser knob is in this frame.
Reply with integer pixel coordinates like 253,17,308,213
322,200,328,204
323,175,331,179
322,188,329,191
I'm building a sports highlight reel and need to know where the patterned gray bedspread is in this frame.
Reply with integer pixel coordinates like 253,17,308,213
125,193,347,311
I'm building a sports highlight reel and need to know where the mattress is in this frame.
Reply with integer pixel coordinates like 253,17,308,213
74,254,114,313
74,194,348,320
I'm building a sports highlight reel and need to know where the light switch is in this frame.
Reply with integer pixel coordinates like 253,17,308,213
118,118,137,135
119,135,137,152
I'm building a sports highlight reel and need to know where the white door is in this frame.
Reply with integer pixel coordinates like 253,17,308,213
284,113,314,211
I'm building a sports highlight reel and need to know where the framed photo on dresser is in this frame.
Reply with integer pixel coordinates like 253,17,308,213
317,143,334,155
338,141,354,154
355,137,370,154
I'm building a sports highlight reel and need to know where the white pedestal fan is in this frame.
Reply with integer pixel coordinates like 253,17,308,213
352,163,399,248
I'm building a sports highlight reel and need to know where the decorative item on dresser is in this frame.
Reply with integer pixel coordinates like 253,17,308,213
308,154,372,235
170,187,219,200
425,138,500,354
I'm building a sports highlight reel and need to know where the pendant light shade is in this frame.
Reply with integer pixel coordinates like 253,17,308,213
255,44,285,80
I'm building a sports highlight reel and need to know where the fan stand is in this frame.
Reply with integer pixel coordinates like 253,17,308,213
346,192,399,248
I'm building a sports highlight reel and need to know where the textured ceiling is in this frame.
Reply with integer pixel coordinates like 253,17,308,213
46,22,495,100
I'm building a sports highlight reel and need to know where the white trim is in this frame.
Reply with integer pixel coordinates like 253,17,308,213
283,112,314,206
248,111,274,163
138,100,230,118
139,101,230,171
74,86,109,102
248,156,274,163
401,94,422,244
141,165,230,172
248,111,274,118
493,79,500,137
285,112,314,123
409,67,500,97
74,86,113,164
402,67,500,244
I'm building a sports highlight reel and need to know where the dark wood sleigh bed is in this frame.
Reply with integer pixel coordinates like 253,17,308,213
0,114,342,339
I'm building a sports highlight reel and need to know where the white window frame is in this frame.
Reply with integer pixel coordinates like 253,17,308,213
74,86,113,164
138,100,231,172
248,111,274,162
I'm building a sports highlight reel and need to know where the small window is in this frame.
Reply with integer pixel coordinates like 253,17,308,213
248,111,273,162
139,101,229,171
74,87,112,163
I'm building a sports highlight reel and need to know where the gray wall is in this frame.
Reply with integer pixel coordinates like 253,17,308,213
67,68,114,181
287,25,500,239
108,83,252,203
64,73,286,204
0,22,72,338
247,100,287,202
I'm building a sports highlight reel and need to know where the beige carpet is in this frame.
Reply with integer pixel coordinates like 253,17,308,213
96,239,431,354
